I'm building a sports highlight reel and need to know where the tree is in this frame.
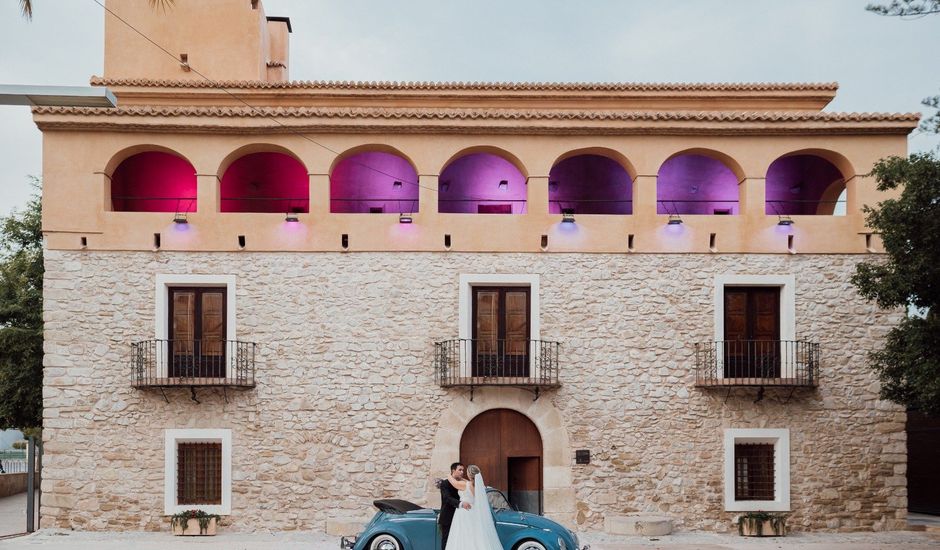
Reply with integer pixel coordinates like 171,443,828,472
851,154,940,416
18,0,174,20
867,1,940,133
0,180,43,429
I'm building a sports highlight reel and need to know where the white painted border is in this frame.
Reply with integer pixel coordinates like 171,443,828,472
723,428,790,512
164,428,232,515
155,274,237,378
458,274,541,377
714,274,796,378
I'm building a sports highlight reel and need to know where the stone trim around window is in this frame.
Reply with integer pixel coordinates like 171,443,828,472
164,428,232,515
723,428,790,512
155,274,237,342
457,274,540,342
713,274,796,342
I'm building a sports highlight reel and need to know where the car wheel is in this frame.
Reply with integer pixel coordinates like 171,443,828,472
368,534,402,550
515,541,548,550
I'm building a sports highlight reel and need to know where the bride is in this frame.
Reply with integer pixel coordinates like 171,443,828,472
444,464,503,550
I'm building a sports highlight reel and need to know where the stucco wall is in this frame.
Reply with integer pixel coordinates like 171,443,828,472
40,250,906,532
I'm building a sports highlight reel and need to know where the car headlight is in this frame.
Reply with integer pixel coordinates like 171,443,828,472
558,536,567,550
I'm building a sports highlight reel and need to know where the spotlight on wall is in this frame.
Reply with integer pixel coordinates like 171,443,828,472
497,180,509,191
173,212,188,224
392,181,403,189
440,181,450,192
667,214,683,225
285,212,299,223
399,213,413,224
777,215,795,226
561,208,576,224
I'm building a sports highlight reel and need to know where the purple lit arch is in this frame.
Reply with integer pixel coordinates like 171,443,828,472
766,154,846,216
110,151,197,213
657,153,741,215
549,154,632,215
439,151,527,214
331,150,419,214
220,151,308,213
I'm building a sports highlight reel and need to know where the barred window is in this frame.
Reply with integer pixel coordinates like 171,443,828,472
177,442,222,505
734,443,775,500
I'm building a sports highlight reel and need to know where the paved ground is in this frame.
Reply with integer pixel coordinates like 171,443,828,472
1,529,938,549
0,492,31,538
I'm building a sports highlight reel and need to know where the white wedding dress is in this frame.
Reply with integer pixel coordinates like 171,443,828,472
445,473,503,550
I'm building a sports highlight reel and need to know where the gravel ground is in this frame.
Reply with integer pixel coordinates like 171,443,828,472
1,529,938,549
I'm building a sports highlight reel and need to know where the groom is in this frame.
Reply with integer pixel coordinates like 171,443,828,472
438,462,471,549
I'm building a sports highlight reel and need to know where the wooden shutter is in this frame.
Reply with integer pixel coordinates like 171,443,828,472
201,291,225,357
734,443,775,500
171,291,196,356
504,290,528,357
724,289,749,341
177,442,222,505
475,290,499,356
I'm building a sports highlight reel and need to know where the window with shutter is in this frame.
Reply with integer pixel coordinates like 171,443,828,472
177,442,223,505
734,443,775,501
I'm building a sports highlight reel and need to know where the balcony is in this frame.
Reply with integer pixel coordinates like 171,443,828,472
435,339,561,393
694,340,819,388
131,339,256,389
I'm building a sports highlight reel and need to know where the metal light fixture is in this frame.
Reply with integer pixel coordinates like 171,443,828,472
285,212,299,223
173,212,188,224
667,214,683,225
392,181,402,189
561,208,576,224
548,181,559,192
777,215,795,226
399,213,413,224
497,180,509,191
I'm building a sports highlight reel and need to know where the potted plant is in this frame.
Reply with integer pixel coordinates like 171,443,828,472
170,509,220,536
737,511,787,536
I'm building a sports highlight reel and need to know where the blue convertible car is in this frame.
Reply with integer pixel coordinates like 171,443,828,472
340,488,587,550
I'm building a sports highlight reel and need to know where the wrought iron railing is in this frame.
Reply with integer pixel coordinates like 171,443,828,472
435,339,561,387
131,339,256,388
694,340,819,387
549,199,633,215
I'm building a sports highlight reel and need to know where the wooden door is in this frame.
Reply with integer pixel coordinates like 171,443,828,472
723,287,780,378
169,287,226,378
460,409,542,514
472,287,530,377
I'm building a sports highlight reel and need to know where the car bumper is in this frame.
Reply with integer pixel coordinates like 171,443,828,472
340,535,357,549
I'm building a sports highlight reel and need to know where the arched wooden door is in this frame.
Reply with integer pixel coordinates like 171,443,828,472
460,409,543,514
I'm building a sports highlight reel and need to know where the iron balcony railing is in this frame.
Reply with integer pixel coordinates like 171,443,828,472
435,339,561,388
131,339,256,388
695,340,819,387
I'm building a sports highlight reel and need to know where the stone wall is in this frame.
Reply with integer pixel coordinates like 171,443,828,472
40,250,906,532
0,473,27,498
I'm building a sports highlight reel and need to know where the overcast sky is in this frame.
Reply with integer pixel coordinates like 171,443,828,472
1,0,938,216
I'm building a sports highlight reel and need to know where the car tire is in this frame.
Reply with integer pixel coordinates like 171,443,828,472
515,541,548,550
368,533,402,550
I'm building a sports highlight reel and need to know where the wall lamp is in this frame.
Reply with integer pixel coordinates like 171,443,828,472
399,213,413,224
777,215,795,226
667,214,683,225
285,212,299,223
392,181,403,189
561,208,576,224
497,180,509,191
173,212,188,224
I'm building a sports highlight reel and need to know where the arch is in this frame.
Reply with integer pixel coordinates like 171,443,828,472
461,409,543,514
109,148,197,213
428,388,575,525
440,146,528,179
219,147,309,213
657,149,743,215
216,143,307,179
548,149,634,215
765,151,849,216
439,147,528,214
552,147,637,181
329,146,420,214
329,144,418,176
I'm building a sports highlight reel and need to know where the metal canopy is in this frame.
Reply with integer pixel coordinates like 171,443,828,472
0,85,117,108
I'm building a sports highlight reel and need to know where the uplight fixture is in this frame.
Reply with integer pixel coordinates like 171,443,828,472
777,215,795,226
399,213,413,224
561,208,576,224
285,212,299,223
173,212,188,224
667,214,683,225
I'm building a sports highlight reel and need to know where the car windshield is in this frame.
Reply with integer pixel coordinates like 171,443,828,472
486,488,512,511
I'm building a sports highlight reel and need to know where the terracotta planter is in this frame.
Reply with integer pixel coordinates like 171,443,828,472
739,517,786,537
172,517,217,536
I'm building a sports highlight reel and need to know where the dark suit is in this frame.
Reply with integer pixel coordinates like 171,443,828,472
438,479,461,549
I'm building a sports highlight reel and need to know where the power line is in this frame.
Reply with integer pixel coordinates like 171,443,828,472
90,0,518,204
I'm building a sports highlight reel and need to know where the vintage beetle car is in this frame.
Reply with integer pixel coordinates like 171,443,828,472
340,488,587,550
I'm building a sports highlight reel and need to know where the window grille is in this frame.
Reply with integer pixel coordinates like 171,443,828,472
177,442,222,505
734,443,775,500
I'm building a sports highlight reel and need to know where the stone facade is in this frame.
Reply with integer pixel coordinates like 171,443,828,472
40,249,906,533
